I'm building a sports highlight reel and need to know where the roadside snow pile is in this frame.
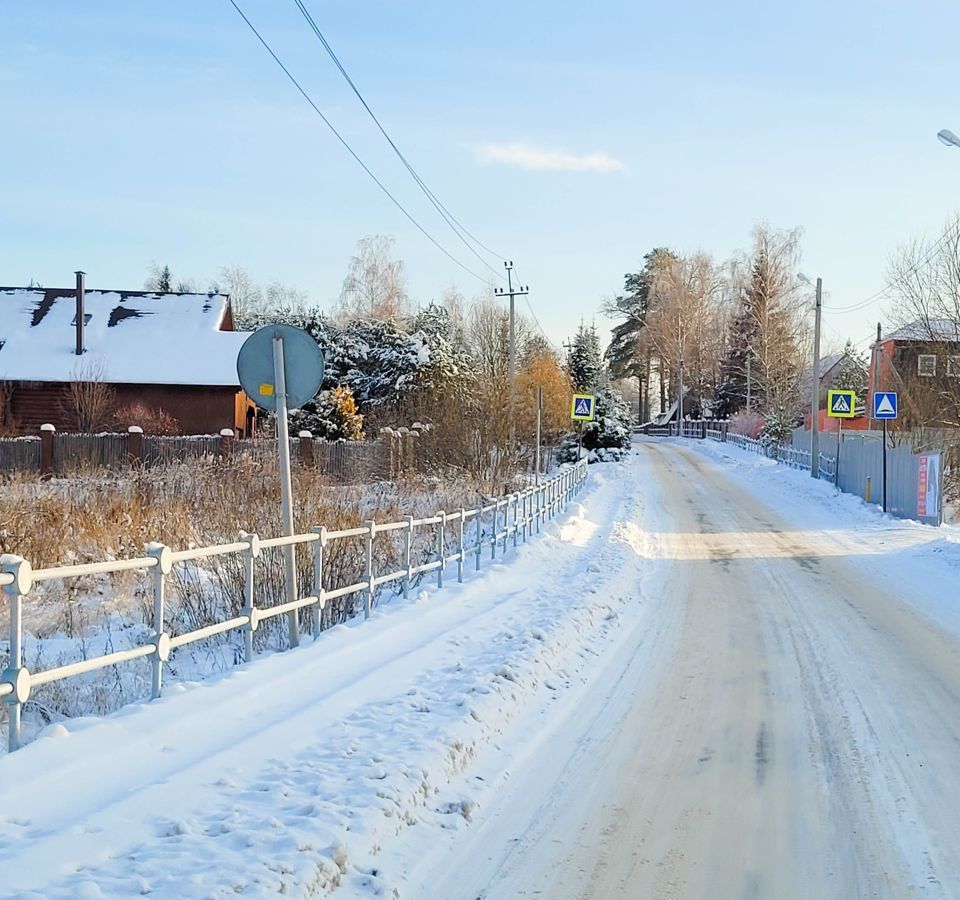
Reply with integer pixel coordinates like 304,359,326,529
0,464,641,899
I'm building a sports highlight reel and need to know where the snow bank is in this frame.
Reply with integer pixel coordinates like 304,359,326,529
0,463,642,898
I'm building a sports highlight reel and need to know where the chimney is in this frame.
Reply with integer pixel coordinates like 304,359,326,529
75,270,85,356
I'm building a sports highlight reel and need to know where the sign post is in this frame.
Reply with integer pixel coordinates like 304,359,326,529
238,325,325,649
826,389,856,484
570,393,596,461
873,392,898,513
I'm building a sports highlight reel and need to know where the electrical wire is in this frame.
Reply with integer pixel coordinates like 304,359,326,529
829,225,955,313
227,0,492,285
291,0,506,279
507,262,560,351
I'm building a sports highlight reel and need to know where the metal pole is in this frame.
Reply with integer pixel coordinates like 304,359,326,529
312,527,325,638
810,277,823,479
272,335,300,648
475,503,482,572
404,515,414,599
437,512,445,588
458,508,465,583
836,418,843,488
365,520,375,617
882,420,888,513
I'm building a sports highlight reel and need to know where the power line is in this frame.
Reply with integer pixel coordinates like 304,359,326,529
227,0,492,285
508,262,558,351
291,0,505,279
830,225,955,313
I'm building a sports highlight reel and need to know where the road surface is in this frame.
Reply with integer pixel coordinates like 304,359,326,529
397,439,960,900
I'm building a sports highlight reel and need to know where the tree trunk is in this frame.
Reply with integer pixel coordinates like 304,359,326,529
644,353,652,423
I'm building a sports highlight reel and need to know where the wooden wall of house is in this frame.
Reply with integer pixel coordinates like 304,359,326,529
2,381,249,436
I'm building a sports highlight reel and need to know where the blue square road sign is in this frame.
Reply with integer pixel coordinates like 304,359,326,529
873,391,898,419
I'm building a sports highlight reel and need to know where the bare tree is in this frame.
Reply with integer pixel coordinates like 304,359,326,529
337,235,410,321
644,252,724,415
61,360,117,433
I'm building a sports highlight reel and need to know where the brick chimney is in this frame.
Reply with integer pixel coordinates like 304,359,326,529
75,270,85,355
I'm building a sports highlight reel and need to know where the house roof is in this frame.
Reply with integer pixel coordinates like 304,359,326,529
886,319,960,343
0,287,249,387
817,352,845,380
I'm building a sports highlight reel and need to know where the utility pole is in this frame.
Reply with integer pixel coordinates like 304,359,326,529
810,277,823,479
494,262,529,445
535,385,542,484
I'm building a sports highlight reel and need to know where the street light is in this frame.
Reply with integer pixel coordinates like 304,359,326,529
937,129,960,148
797,272,823,479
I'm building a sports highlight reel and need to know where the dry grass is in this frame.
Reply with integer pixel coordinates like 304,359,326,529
0,458,527,737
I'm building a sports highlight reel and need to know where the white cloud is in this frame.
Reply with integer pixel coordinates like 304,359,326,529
472,142,626,174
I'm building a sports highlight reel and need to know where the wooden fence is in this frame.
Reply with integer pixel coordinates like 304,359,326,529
0,425,422,482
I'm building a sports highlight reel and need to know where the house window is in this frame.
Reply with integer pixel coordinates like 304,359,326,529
949,356,960,378
918,354,937,377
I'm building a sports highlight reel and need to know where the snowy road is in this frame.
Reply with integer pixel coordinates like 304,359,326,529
392,440,960,900
4,439,960,899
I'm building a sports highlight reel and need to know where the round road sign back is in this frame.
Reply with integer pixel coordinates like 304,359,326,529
237,324,325,412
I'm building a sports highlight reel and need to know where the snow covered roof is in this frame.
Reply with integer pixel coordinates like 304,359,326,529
886,319,960,343
0,287,249,387
817,352,845,379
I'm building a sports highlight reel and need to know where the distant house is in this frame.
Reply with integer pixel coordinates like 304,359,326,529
801,350,868,433
869,319,960,428
0,275,255,435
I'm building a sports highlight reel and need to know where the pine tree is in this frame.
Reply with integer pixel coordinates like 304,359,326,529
567,323,602,392
604,249,675,382
834,340,869,414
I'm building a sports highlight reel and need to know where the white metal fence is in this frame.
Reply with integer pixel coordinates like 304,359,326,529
0,460,588,752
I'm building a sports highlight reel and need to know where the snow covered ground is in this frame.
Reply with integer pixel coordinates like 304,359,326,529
3,437,960,899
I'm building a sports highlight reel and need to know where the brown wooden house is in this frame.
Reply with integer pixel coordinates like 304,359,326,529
0,273,255,435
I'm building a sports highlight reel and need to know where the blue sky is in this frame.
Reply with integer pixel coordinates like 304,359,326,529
3,1,960,352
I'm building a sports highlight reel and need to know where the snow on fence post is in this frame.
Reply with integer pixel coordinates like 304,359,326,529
219,428,235,461
311,526,326,638
458,507,465,583
437,511,446,589
1,554,32,753
501,498,509,555
512,494,519,549
364,520,375,619
39,424,55,479
491,500,498,560
239,531,260,663
146,542,172,700
475,503,482,572
403,516,414,599
299,431,315,469
127,425,144,468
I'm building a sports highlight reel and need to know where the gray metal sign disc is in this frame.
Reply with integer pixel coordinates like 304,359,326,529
237,324,325,411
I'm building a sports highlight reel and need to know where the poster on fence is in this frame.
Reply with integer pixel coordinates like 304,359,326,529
917,453,942,524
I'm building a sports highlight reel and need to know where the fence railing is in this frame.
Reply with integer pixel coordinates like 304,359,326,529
777,445,811,470
0,459,588,752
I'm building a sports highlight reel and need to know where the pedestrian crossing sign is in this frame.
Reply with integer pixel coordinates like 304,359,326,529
570,393,596,421
827,389,857,418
